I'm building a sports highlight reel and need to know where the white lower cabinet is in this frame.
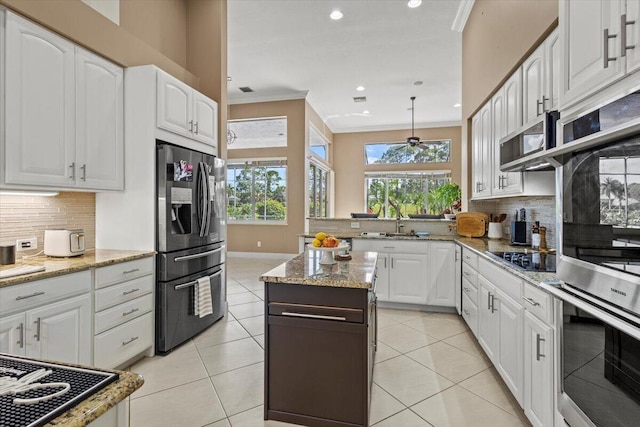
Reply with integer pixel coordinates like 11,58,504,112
427,241,456,307
461,292,478,335
374,253,390,301
0,312,27,355
388,253,429,304
478,276,499,361
524,311,554,427
494,288,524,405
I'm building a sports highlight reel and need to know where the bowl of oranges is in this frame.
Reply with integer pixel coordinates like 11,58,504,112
307,232,349,264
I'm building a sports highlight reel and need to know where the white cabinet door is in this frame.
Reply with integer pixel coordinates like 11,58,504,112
389,253,429,304
75,47,124,190
193,92,218,148
472,104,492,198
26,294,91,365
495,288,524,406
504,70,523,136
157,71,193,138
471,113,482,198
375,253,390,302
427,242,455,307
522,44,545,125
478,276,498,362
625,0,640,73
562,0,624,107
491,88,506,195
544,29,561,110
5,12,75,187
524,312,554,427
455,245,462,315
0,312,27,356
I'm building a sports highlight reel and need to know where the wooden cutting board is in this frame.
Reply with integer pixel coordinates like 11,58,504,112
456,212,489,237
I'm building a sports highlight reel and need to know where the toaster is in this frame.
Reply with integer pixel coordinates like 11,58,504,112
44,229,86,257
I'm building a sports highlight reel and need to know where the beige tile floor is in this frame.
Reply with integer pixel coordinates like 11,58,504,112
127,256,531,427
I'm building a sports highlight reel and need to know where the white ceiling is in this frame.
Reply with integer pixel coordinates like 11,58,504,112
227,0,463,134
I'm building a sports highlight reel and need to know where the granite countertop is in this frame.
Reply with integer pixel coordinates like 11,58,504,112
260,250,377,289
0,249,156,288
47,368,143,427
299,233,456,241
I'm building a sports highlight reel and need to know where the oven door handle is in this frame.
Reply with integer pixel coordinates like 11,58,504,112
174,247,222,262
540,282,640,341
174,270,223,290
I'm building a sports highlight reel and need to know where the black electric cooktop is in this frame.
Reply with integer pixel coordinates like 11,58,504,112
487,251,556,273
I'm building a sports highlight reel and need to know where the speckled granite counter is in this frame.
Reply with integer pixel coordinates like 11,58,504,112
260,250,377,289
0,249,155,288
300,233,456,241
47,368,143,427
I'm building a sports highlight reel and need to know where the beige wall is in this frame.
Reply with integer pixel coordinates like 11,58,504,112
227,100,307,254
0,193,96,255
333,126,462,218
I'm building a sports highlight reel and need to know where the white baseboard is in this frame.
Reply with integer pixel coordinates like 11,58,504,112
227,251,295,259
377,301,457,314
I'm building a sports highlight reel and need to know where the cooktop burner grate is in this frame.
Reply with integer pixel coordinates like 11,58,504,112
0,354,118,427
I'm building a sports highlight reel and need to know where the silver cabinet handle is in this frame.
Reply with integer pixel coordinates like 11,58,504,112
384,257,387,269
487,292,492,310
490,294,497,313
604,28,618,68
382,246,396,249
536,333,545,361
122,336,139,346
622,14,636,57
391,258,394,269
123,308,139,317
16,291,45,301
194,122,199,134
69,162,76,180
522,296,540,307
122,288,140,296
174,247,222,262
34,317,41,342
282,312,347,321
541,96,549,112
80,164,86,181
536,99,544,117
16,323,24,348
123,268,140,275
189,120,194,133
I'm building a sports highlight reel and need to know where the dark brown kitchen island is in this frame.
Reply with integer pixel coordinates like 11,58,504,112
260,250,378,427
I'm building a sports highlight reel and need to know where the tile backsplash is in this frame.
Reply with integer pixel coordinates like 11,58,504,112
469,196,557,248
0,192,95,254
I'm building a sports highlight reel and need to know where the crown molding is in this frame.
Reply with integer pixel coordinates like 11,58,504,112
333,120,462,134
452,0,475,32
228,90,309,105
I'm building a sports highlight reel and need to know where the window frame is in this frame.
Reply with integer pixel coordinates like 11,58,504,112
227,116,288,150
308,160,331,218
227,157,288,225
309,123,330,164
364,140,452,165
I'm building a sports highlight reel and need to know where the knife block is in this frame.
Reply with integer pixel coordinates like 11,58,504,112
510,221,528,245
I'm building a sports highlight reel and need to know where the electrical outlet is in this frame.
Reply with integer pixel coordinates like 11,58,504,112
257,241,262,247
351,222,360,229
16,237,37,251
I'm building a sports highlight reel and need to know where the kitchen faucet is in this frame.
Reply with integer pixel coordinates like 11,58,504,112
396,220,404,234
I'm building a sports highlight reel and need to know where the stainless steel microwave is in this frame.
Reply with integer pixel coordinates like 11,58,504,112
499,111,559,172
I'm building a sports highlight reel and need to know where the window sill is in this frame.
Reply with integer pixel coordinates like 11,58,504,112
228,220,288,226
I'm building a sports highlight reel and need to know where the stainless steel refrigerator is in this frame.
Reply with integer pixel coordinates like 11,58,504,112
155,141,227,354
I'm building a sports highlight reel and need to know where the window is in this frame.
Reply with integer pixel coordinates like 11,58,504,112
227,160,287,222
365,171,452,218
600,156,640,227
365,141,451,165
309,163,329,218
309,125,329,161
227,117,287,149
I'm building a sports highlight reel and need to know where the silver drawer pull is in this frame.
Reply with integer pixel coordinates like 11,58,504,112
123,308,140,317
536,333,545,361
522,296,540,307
34,317,41,342
16,291,45,301
123,288,140,296
123,268,140,274
16,323,24,348
281,312,347,321
383,246,396,249
122,336,139,346
174,248,222,262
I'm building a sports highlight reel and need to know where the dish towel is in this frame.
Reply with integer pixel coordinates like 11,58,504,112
196,277,213,318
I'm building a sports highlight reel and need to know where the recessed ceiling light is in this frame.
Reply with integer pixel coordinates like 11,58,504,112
356,85,365,91
413,81,423,86
330,10,343,20
453,103,461,108
363,110,370,114
407,0,422,8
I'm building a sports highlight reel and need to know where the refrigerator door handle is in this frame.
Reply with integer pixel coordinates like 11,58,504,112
203,164,212,236
197,162,209,237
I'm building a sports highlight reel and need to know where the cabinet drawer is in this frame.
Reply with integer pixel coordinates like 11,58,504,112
268,302,364,324
462,263,478,286
267,282,367,311
95,275,153,311
95,293,153,334
479,257,523,302
0,271,91,314
95,257,153,289
94,312,153,369
462,292,478,336
462,277,478,303
352,239,428,254
522,284,553,324
462,248,479,270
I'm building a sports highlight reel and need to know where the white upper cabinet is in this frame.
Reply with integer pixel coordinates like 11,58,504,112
3,12,124,191
561,0,626,108
76,47,124,190
4,12,75,187
157,71,218,149
472,103,492,198
522,44,545,124
504,70,523,135
626,0,640,73
545,30,561,110
491,86,523,196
